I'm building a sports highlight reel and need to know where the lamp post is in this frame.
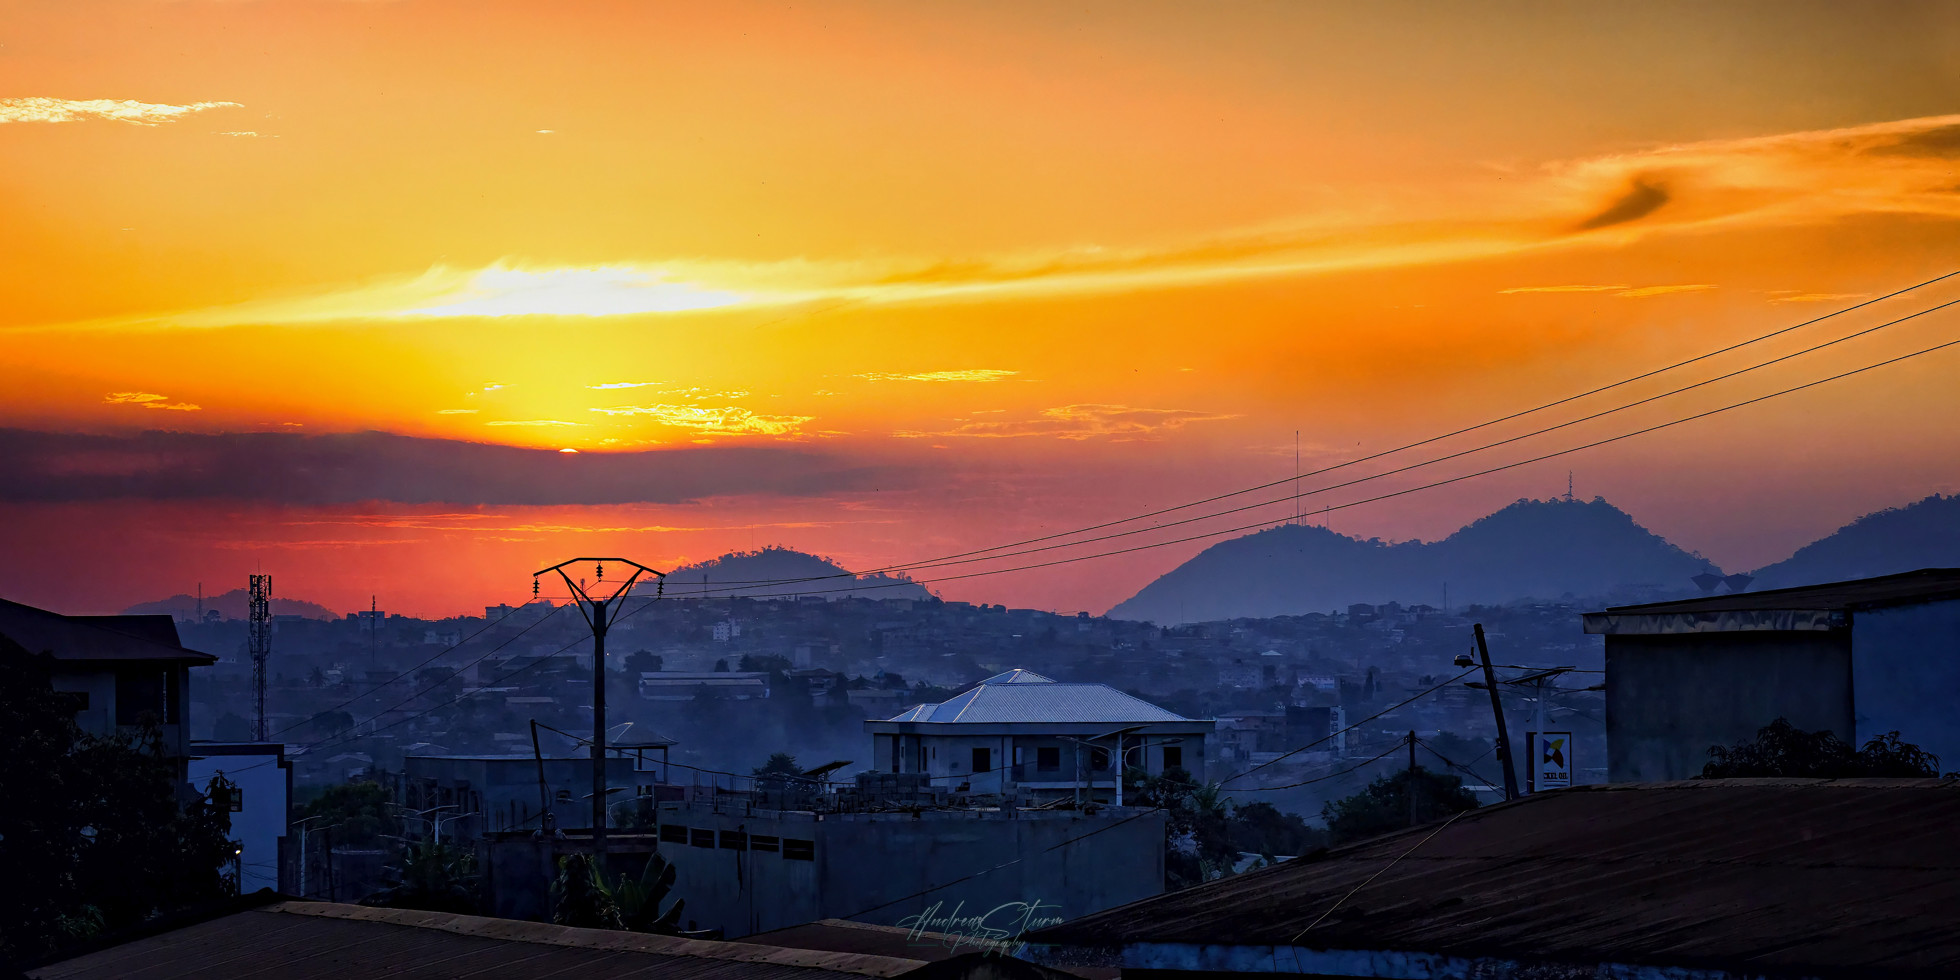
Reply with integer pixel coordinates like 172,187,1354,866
534,558,666,873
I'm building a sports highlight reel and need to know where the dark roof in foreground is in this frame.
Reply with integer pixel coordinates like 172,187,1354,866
0,598,216,664
746,919,1115,980
30,901,927,980
1027,780,1960,980
1584,568,1960,634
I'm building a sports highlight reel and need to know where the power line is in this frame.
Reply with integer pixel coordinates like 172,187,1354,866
667,291,1960,595
666,323,1960,604
643,271,1960,595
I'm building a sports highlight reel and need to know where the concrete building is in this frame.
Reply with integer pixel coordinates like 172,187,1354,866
1584,568,1960,781
865,669,1213,803
651,803,1168,938
1,597,216,775
640,670,771,701
189,741,293,894
399,737,674,838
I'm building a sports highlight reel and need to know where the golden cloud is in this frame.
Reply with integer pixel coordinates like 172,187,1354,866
588,404,814,436
103,391,200,411
1,97,241,126
857,369,1021,382
898,403,1238,441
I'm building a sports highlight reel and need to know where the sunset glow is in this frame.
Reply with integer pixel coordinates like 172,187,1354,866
5,1,1960,617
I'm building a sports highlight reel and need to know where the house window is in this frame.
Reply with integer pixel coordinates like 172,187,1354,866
555,789,572,803
660,824,687,844
690,828,715,848
783,838,815,861
1091,747,1110,771
749,834,780,853
972,747,991,774
1036,747,1061,772
720,830,747,850
1162,746,1183,771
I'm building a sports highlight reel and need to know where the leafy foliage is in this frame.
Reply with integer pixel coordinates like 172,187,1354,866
360,840,479,914
752,752,805,778
549,851,691,934
1320,767,1479,845
297,780,398,847
1128,767,1239,889
1700,718,1941,778
0,647,236,966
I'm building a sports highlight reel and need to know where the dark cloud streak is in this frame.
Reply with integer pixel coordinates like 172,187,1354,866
0,428,905,505
1575,176,1670,231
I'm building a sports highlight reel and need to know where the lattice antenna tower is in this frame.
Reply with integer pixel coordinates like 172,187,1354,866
248,574,272,741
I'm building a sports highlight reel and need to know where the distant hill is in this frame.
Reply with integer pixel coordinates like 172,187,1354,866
125,588,339,621
1749,494,1960,590
1106,497,1714,624
646,546,934,601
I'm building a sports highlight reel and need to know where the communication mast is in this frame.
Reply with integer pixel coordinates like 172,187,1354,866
248,574,272,741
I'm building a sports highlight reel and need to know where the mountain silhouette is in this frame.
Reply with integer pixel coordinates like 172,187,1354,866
1749,494,1960,590
124,588,339,621
645,545,934,601
1106,497,1713,623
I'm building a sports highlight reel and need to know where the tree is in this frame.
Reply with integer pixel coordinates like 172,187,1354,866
1129,768,1239,889
1228,801,1322,859
752,752,805,778
552,853,622,930
612,851,687,934
309,709,356,741
713,658,730,672
1321,767,1479,845
0,646,236,966
360,840,479,914
212,711,255,742
623,650,663,676
1700,718,1941,778
298,780,398,847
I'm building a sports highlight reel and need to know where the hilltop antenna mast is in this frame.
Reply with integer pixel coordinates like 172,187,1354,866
1566,471,1574,502
248,574,272,741
533,557,666,870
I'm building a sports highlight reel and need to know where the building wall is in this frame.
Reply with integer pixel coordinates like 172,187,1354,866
1851,598,1960,767
657,806,1167,939
188,745,291,894
1605,631,1853,782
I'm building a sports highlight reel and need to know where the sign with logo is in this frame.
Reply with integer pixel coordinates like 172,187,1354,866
1530,731,1572,792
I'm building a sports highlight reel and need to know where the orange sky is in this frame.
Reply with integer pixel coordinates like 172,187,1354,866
4,1,1960,617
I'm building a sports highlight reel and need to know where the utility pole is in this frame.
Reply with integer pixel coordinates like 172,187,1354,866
248,575,272,741
535,558,665,871
1473,624,1521,800
530,719,554,836
1406,731,1418,828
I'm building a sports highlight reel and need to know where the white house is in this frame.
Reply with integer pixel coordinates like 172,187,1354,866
863,669,1213,803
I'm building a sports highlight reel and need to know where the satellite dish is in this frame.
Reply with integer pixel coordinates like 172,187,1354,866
1691,572,1723,594
1723,573,1754,593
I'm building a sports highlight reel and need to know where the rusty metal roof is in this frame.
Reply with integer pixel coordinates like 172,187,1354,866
30,902,927,980
1027,781,1960,979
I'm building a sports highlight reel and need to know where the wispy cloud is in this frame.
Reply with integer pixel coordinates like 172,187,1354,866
1501,283,1715,298
48,112,1960,330
435,409,479,415
587,381,665,390
588,404,814,436
857,369,1021,383
104,391,200,411
1769,291,1869,304
899,403,1237,441
216,131,275,138
1,97,241,126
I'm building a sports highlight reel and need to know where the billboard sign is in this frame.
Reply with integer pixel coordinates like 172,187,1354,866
1531,731,1572,792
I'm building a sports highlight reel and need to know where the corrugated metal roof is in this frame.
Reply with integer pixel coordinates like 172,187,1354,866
976,669,1056,685
882,683,1191,725
30,902,927,980
1028,780,1960,977
0,598,216,664
1598,568,1960,616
